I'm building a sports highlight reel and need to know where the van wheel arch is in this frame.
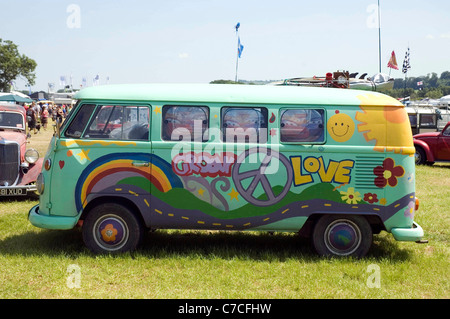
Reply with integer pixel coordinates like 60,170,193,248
80,196,146,227
300,214,383,237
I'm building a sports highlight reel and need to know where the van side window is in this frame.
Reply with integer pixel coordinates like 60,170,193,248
65,104,96,138
221,107,268,143
162,106,209,141
280,109,324,143
83,105,149,140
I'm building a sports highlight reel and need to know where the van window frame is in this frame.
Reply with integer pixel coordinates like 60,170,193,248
220,106,268,144
279,107,326,144
161,105,210,142
63,103,97,139
63,102,151,141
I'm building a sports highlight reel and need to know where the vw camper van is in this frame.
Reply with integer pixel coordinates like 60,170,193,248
29,84,424,257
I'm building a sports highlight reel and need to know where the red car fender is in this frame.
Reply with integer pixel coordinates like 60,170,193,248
20,158,44,186
413,139,435,162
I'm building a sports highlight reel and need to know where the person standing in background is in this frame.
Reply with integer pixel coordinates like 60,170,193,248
41,106,49,130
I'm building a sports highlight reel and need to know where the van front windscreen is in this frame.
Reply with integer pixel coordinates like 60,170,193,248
65,104,150,141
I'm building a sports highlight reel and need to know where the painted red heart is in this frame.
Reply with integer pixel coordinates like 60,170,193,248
59,160,65,169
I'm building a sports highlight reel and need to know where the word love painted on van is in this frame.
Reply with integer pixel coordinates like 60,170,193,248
290,155,354,186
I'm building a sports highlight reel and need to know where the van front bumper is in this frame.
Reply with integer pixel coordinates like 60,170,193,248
391,221,424,242
28,205,79,230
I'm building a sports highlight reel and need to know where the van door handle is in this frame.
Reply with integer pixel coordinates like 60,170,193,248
132,161,150,167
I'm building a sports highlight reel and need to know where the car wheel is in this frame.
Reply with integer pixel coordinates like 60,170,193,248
414,147,426,165
82,203,144,254
312,215,372,258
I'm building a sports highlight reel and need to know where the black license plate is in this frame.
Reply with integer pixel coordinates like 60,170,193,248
0,187,28,196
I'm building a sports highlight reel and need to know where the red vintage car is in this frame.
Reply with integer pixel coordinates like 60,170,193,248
413,121,450,165
0,103,43,197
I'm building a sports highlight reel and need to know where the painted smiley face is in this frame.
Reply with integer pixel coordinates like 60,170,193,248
327,112,355,142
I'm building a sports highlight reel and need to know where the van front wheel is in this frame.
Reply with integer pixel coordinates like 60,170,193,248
312,215,372,258
82,203,144,254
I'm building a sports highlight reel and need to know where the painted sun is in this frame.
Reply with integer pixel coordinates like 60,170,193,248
355,93,414,155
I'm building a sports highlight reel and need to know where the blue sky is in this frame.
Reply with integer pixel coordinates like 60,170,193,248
1,0,449,91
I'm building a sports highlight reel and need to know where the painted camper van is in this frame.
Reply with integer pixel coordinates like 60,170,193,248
28,84,424,257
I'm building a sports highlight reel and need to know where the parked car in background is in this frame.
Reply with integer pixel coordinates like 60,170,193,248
414,121,450,165
0,103,43,197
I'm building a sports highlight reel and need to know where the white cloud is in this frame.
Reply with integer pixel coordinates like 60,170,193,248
178,53,189,59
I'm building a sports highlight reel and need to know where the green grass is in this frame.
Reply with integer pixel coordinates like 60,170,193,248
0,128,449,298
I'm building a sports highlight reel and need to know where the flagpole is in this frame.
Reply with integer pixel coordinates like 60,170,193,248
235,24,240,83
402,47,410,100
378,0,382,73
235,37,239,82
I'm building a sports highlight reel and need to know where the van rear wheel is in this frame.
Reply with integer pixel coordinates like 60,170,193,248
82,203,144,254
312,215,372,258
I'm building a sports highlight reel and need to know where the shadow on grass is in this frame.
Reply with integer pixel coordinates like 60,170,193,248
431,163,450,169
0,196,38,203
0,227,414,262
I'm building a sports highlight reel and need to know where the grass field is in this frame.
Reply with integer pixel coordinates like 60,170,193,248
0,126,448,299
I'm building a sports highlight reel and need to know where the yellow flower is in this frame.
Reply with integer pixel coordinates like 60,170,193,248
340,187,362,204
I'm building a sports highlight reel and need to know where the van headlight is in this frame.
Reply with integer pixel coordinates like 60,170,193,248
25,149,39,164
36,173,44,195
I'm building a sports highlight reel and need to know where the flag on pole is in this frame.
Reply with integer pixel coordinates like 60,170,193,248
235,22,240,32
60,75,66,87
238,37,244,58
402,47,410,74
387,51,398,70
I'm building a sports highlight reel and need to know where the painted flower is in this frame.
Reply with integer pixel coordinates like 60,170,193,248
404,201,415,219
364,193,378,204
340,187,362,204
101,224,118,242
379,198,387,206
374,158,405,188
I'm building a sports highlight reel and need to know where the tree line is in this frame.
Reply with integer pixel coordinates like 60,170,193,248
0,38,36,92
386,71,450,99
